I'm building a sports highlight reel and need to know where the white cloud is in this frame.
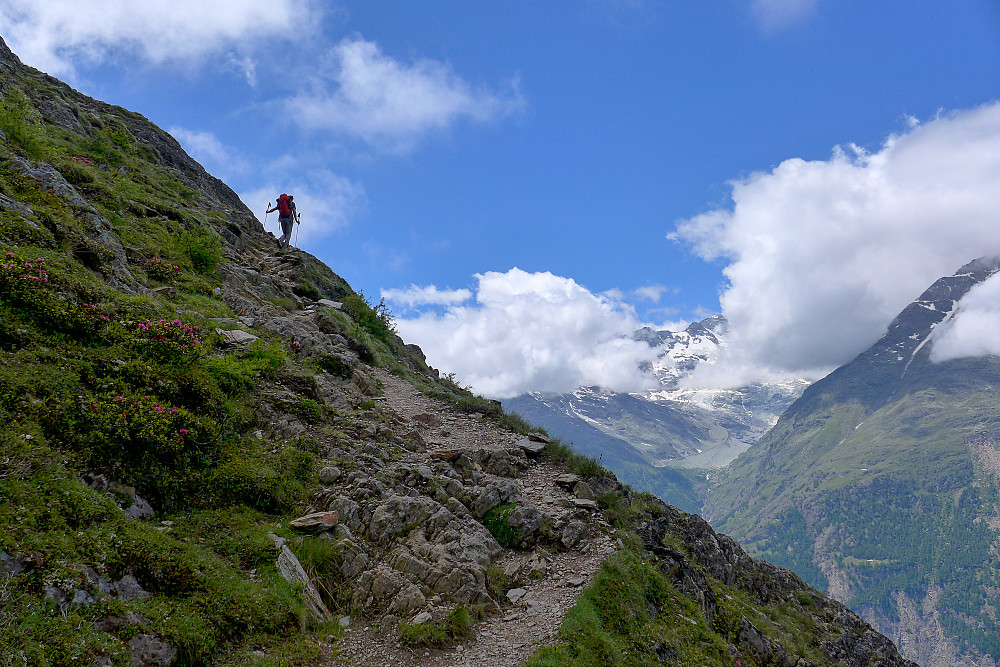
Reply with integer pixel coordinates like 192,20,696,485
392,269,660,398
0,0,314,77
241,170,366,246
750,0,818,32
672,102,1000,384
929,270,1000,363
634,284,669,302
168,126,247,178
381,285,473,308
288,37,525,151
226,54,258,87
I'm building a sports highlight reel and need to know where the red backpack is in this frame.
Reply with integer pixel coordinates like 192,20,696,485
277,193,291,217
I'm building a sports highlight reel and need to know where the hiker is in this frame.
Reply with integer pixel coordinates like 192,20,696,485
266,193,299,249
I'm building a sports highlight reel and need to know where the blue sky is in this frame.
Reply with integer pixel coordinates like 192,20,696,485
4,1,1000,396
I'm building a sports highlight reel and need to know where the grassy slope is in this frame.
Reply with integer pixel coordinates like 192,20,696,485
0,48,912,667
707,346,1000,659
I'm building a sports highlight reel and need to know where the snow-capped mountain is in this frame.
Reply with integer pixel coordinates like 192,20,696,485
504,315,810,473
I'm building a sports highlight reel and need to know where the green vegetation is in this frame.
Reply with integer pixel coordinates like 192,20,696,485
0,73,347,665
709,350,1000,661
0,90,45,158
483,503,520,547
397,607,473,647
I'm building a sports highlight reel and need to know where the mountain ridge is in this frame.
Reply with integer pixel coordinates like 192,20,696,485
0,35,915,666
705,256,1000,666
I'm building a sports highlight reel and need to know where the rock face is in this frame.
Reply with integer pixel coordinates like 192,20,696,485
638,507,917,667
706,257,1000,666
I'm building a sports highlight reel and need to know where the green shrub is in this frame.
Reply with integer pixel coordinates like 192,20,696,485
143,255,182,282
398,606,473,647
67,392,217,499
208,444,314,513
293,282,322,301
0,90,44,158
130,317,207,365
315,354,354,379
342,293,396,350
178,228,223,273
483,503,520,548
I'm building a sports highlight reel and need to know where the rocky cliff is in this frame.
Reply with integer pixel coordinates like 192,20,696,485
0,36,914,666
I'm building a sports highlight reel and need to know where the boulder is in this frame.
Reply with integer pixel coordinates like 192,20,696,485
554,473,581,490
573,481,596,501
389,584,427,615
561,521,588,549
112,575,151,602
215,328,259,346
472,480,520,518
329,496,362,532
318,466,341,484
515,437,546,456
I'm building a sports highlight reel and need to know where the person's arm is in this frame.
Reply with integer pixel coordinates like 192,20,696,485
266,205,278,214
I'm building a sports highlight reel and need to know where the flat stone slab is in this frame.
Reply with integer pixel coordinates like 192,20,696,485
507,587,527,604
318,299,342,309
216,328,259,345
554,473,581,490
515,437,546,456
571,498,599,511
290,510,339,532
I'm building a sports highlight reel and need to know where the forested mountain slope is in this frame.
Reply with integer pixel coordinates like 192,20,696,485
705,257,1000,666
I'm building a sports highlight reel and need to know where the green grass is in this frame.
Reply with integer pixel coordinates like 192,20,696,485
398,606,474,648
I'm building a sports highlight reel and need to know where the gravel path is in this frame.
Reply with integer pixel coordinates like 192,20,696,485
330,370,617,666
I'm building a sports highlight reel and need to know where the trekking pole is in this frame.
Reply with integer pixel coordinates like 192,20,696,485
294,214,301,248
263,201,271,230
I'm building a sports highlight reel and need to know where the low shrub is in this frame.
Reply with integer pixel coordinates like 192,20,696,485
178,228,223,274
398,607,473,647
342,293,396,350
483,503,520,548
0,90,45,158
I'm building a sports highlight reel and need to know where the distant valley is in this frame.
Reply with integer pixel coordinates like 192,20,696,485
504,314,810,511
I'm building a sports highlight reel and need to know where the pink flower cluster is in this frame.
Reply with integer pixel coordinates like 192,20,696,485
69,156,94,165
147,257,181,271
98,395,191,436
2,255,49,283
135,319,202,349
79,302,112,321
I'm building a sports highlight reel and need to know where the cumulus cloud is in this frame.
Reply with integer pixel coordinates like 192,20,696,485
671,102,1000,384
241,170,367,245
929,271,1000,363
750,0,818,32
380,285,473,308
288,37,525,151
387,269,659,398
634,284,670,302
0,0,313,77
168,126,247,178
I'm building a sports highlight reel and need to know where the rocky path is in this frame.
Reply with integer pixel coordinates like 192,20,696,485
330,369,617,666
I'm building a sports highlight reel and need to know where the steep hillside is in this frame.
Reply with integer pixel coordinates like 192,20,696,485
705,257,1000,666
0,36,913,667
